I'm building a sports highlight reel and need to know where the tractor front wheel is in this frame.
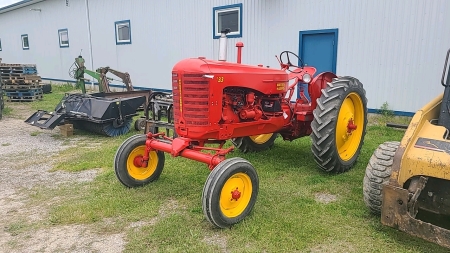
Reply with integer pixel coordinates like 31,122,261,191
114,134,165,187
363,141,399,213
311,76,368,173
231,133,277,153
202,157,259,228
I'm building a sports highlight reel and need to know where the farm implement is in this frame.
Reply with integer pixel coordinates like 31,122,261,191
115,30,368,228
26,55,149,137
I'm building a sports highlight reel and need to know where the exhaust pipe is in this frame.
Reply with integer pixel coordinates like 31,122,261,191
218,29,230,61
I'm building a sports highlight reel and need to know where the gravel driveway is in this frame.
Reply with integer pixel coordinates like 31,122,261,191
0,103,125,252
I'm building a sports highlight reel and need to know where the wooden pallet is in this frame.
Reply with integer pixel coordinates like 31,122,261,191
0,64,36,68
2,75,41,80
6,88,43,97
3,84,42,91
2,79,41,84
0,66,38,76
7,94,43,102
1,72,38,76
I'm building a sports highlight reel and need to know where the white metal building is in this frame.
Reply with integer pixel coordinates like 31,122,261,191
0,0,449,115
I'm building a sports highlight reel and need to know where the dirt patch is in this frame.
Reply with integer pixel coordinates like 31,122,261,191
314,193,338,204
308,239,356,253
203,233,229,253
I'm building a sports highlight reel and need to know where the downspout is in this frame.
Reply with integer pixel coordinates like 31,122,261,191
85,0,94,90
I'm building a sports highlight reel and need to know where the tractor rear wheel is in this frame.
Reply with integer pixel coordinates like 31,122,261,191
114,134,165,187
202,157,259,228
363,141,399,213
311,76,367,173
231,133,277,153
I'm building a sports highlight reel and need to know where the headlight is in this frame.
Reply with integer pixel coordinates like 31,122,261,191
303,73,311,83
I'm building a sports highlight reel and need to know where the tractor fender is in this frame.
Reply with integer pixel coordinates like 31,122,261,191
309,72,337,109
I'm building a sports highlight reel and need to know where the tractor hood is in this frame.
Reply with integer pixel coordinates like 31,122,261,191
173,58,287,78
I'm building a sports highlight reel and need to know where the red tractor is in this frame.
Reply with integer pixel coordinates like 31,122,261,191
114,31,368,228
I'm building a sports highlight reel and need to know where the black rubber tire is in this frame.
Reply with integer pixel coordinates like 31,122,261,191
134,118,146,131
363,141,399,214
114,134,165,188
40,84,52,94
202,157,259,228
311,76,368,173
231,133,277,153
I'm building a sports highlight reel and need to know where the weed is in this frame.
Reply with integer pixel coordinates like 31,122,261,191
378,101,394,118
3,106,13,115
30,131,40,136
1,143,11,146
4,220,28,236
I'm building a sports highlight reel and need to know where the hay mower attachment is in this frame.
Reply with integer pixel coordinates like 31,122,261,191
26,55,149,137
114,30,368,228
26,91,149,136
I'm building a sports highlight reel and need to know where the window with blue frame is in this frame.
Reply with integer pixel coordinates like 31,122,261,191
213,3,242,39
21,34,29,50
58,29,69,48
115,20,131,45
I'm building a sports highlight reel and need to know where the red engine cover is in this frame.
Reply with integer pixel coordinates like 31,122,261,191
172,58,289,140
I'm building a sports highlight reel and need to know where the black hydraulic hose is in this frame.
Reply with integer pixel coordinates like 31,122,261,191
386,122,408,129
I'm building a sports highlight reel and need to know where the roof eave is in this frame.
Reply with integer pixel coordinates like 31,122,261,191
0,0,46,14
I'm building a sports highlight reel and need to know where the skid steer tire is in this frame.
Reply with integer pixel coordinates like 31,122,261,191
231,133,277,153
311,76,368,173
363,141,399,214
114,134,165,188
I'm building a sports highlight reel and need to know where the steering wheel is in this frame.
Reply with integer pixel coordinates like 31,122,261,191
279,51,305,72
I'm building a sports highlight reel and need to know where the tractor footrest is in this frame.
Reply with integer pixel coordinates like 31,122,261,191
25,110,65,129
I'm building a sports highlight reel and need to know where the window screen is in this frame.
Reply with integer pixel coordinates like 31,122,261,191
115,20,131,44
218,10,239,33
22,35,29,49
59,29,69,47
213,4,242,39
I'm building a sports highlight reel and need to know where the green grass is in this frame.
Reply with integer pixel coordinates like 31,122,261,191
2,106,13,116
40,129,447,252
9,89,448,252
30,83,79,111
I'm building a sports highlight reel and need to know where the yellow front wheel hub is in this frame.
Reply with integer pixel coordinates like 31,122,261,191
249,133,273,144
219,172,252,218
126,146,158,180
335,92,364,161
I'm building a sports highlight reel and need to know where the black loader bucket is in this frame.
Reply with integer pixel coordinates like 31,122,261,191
26,91,150,137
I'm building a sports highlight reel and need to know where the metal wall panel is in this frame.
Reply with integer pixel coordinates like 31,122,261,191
0,0,91,82
0,0,449,113
260,0,450,113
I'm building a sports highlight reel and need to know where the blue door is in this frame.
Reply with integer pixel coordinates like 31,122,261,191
298,29,338,100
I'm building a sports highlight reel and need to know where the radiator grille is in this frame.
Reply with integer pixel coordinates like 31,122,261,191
173,72,210,126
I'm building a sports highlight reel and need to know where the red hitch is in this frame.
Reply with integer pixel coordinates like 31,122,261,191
140,132,233,170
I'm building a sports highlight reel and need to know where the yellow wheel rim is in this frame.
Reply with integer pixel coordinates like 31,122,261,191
219,172,252,218
126,145,158,180
335,92,364,161
249,133,273,144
